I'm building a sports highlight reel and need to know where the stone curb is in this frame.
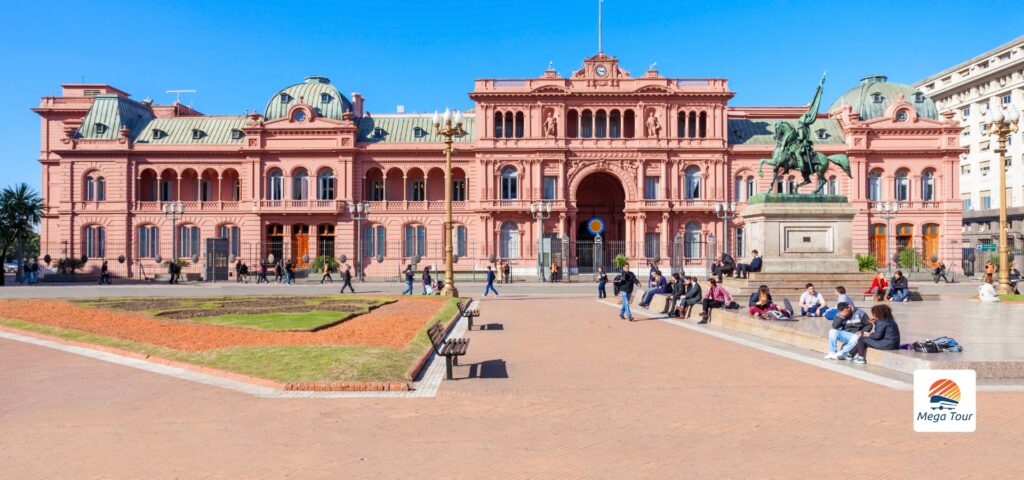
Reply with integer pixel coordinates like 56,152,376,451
0,324,409,392
404,298,472,381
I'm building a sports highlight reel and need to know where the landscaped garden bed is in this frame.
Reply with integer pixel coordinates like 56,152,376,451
0,295,459,386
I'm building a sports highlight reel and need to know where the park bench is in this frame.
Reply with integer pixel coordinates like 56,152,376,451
426,320,469,380
456,301,481,330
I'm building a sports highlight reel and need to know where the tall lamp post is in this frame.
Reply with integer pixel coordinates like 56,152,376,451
432,108,464,297
714,202,737,258
162,201,185,262
876,201,898,277
984,104,1020,295
530,201,553,281
348,201,370,282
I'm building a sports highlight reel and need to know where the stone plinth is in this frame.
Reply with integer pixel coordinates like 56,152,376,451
742,195,859,274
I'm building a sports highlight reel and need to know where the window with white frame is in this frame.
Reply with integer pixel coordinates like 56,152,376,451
138,225,159,258
500,221,519,259
644,232,660,260
219,225,240,258
735,227,744,258
684,222,701,258
177,225,201,259
828,176,838,195
456,225,467,257
453,179,466,201
921,170,935,201
84,226,105,258
868,170,882,201
403,225,426,257
292,169,309,200
267,170,283,200
500,166,518,200
745,176,756,199
542,176,557,200
894,171,909,201
317,170,335,200
684,166,701,199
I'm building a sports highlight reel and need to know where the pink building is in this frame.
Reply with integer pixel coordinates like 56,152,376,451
34,53,965,279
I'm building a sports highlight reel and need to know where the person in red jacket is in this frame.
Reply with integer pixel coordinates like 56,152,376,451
864,272,888,301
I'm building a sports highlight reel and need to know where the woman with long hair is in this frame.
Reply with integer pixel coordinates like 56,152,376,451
849,304,901,364
748,284,774,317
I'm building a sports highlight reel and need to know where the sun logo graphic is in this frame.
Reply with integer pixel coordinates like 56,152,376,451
928,379,961,410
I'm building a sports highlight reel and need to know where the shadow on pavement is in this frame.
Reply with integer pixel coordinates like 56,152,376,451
466,359,509,379
476,323,504,331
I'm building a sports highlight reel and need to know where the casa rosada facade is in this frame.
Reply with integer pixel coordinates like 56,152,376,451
34,53,965,278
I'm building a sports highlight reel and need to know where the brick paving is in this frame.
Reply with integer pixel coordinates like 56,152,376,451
2,294,1023,478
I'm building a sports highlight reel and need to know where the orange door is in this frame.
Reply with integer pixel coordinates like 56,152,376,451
923,224,939,267
291,224,310,267
870,224,886,261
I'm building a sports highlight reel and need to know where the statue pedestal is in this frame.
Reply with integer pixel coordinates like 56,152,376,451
742,196,859,274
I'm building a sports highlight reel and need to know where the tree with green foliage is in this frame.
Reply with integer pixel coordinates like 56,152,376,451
856,253,878,272
612,254,629,271
0,184,45,286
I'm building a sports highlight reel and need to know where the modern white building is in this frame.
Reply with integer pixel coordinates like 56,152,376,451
916,36,1024,251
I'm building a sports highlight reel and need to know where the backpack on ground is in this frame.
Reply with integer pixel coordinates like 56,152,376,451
760,310,793,321
912,340,940,353
933,336,964,352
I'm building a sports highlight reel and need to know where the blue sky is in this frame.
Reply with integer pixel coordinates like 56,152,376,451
2,0,1021,192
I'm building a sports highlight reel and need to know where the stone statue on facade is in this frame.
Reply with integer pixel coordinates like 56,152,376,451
544,111,558,137
645,112,661,138
758,73,852,195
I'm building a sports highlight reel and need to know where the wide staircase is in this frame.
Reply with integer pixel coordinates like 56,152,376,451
721,272,936,302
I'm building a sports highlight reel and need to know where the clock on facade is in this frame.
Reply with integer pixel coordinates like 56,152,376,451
595,65,608,77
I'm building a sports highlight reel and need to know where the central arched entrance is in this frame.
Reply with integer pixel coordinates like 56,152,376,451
574,172,626,271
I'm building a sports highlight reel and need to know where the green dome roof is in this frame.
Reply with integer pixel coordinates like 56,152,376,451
264,76,353,121
829,75,937,121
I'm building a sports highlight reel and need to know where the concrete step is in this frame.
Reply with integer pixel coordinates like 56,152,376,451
694,309,1023,379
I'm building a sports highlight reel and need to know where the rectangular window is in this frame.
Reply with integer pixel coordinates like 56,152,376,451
644,176,660,200
734,177,743,201
980,161,991,176
981,191,992,210
746,178,756,198
962,193,972,211
1003,94,1012,104
403,225,425,257
371,180,384,201
644,232,660,260
363,225,374,258
318,176,335,200
542,176,557,200
735,227,744,258
200,180,212,202
233,180,240,201
456,226,467,257
961,164,971,175
416,226,426,257
97,178,105,201
453,179,466,201
375,226,386,257
409,180,425,201
962,107,970,118
501,173,518,200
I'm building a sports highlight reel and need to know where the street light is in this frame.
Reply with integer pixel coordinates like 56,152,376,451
984,104,1020,295
714,202,737,258
875,201,898,277
348,201,370,282
530,201,553,281
432,108,464,297
162,201,185,262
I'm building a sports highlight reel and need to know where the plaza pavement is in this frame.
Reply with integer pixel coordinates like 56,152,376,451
3,291,1024,478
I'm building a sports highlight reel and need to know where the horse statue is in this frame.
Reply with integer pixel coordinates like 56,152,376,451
757,122,852,194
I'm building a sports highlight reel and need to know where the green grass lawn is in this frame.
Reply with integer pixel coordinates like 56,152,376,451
0,298,461,383
1001,294,1024,302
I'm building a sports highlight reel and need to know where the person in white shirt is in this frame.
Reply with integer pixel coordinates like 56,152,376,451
978,276,1000,303
799,283,828,317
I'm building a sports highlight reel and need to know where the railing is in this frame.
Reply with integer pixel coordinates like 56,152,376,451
492,79,527,88
676,199,712,209
134,201,242,211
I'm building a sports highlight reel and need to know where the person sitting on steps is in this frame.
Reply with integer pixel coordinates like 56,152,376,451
711,253,736,282
823,302,870,361
699,277,733,325
639,271,668,308
799,283,828,317
661,273,685,315
748,284,774,317
886,270,910,302
864,272,888,301
736,250,762,279
848,304,901,365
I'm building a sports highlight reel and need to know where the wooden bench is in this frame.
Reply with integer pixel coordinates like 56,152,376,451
426,321,469,380
456,301,481,330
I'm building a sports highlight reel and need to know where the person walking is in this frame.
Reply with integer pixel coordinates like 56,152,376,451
239,262,250,283
597,267,608,298
235,259,243,283
933,261,950,284
614,263,641,321
273,261,283,283
402,265,414,295
285,260,295,285
167,260,176,284
320,261,334,283
99,261,112,285
422,266,433,295
256,262,268,284
340,264,355,293
484,265,499,296
503,262,511,284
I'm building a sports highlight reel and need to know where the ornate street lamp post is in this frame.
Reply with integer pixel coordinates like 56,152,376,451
876,201,898,277
530,201,553,281
162,201,185,262
348,201,370,282
984,105,1020,295
714,202,737,258
432,108,464,297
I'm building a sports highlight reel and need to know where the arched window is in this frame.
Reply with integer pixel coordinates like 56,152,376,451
609,110,621,138
97,177,106,201
698,112,708,138
685,166,702,199
684,222,701,258
745,176,756,198
178,225,201,259
292,168,309,201
514,112,525,138
85,176,95,201
317,169,335,200
500,166,518,200
500,221,519,259
84,226,105,258
735,176,744,201
623,110,636,138
403,224,426,257
267,169,283,200
688,111,697,138
595,110,607,138
493,111,504,138
894,170,910,201
921,170,935,201
828,176,839,195
567,110,579,138
868,170,883,201
504,112,514,139
138,225,159,258
581,110,593,138
219,224,240,258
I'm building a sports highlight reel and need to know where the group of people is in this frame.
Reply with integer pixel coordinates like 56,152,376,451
13,260,42,285
228,259,356,293
863,271,911,302
608,263,737,325
710,250,763,281
823,303,901,365
401,265,449,296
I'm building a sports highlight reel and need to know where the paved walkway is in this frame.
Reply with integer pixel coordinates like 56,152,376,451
3,294,1023,478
